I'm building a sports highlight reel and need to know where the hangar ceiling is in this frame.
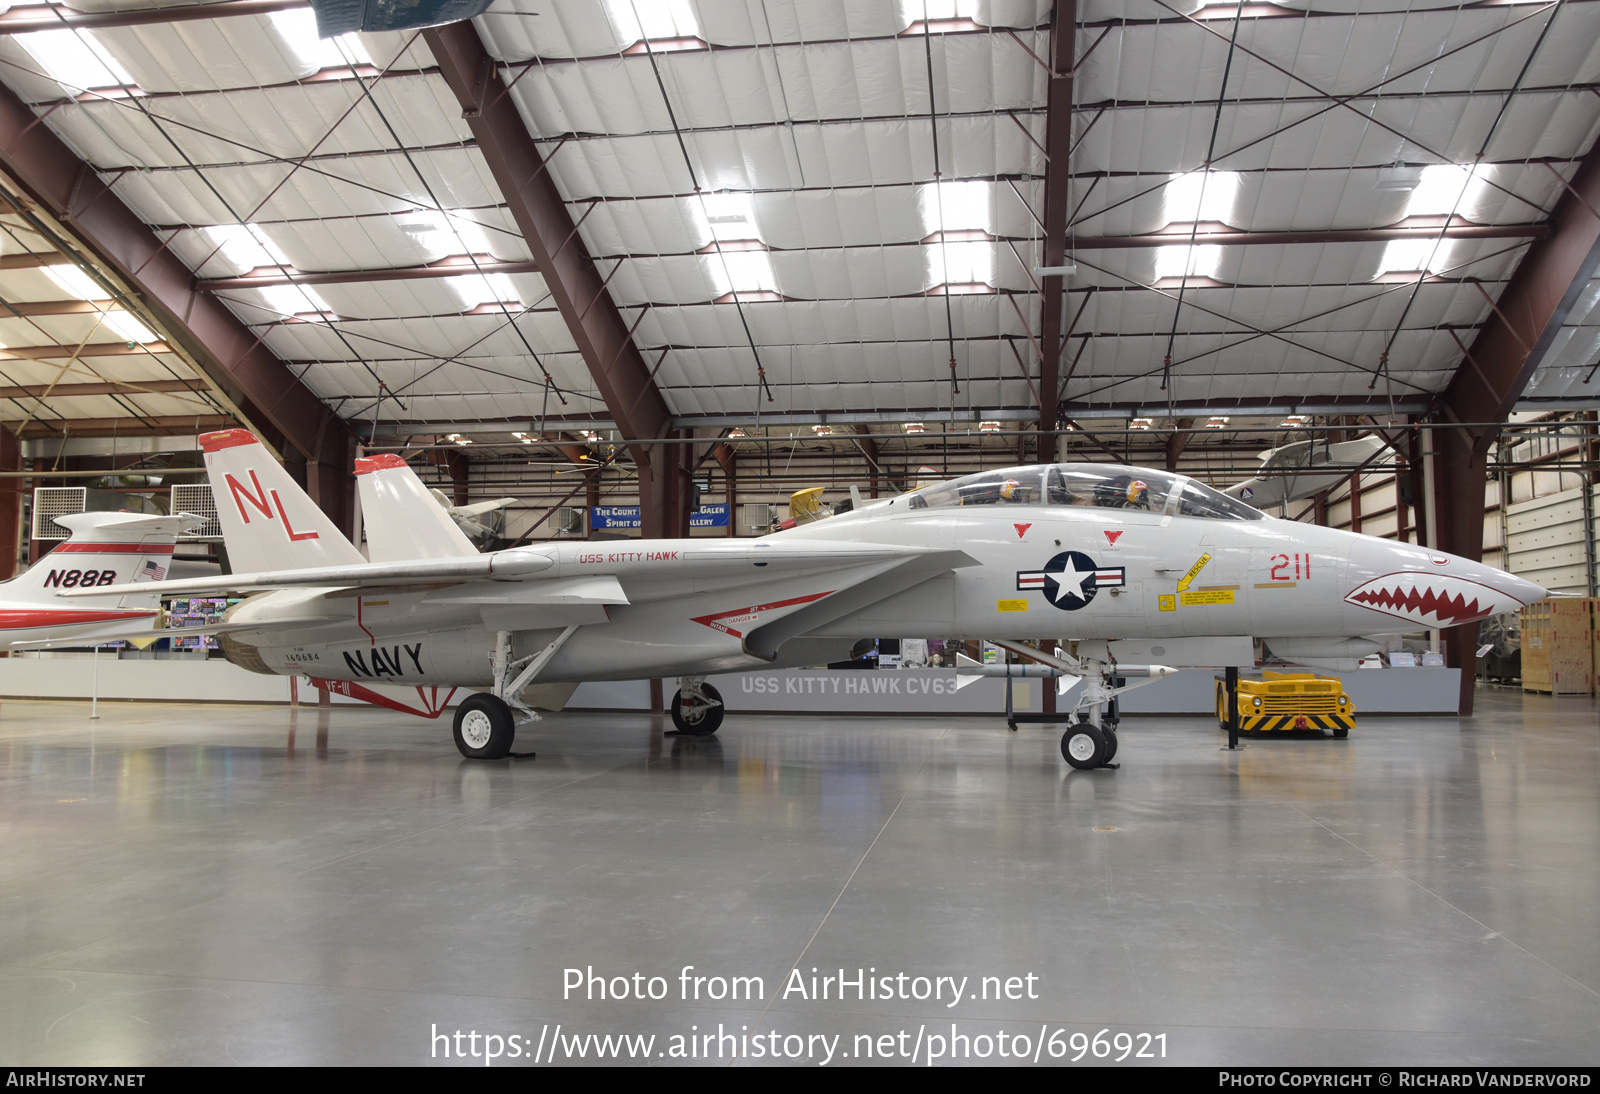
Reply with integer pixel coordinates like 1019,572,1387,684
0,0,1595,477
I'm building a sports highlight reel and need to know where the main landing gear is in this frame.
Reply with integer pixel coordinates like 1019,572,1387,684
452,626,578,760
669,677,724,737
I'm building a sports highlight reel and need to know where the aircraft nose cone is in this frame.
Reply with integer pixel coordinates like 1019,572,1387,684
1345,540,1544,629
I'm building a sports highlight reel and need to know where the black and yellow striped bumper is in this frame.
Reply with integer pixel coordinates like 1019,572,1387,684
1239,713,1355,732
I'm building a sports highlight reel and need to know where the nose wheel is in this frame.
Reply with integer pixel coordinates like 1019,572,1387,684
670,681,724,737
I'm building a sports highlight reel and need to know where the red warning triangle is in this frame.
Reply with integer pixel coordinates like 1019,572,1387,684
1014,523,1032,539
1104,530,1124,545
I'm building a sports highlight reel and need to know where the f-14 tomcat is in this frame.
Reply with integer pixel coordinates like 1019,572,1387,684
65,429,1545,768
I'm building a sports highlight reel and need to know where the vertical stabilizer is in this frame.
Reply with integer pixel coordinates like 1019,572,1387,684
8,511,185,610
355,454,478,562
200,430,365,574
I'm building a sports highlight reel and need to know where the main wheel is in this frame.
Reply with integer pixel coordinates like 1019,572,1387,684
671,683,725,737
1103,728,1119,762
453,693,515,759
1061,723,1109,769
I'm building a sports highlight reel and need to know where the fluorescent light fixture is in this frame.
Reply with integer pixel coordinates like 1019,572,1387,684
1162,170,1240,226
1130,418,1153,430
15,28,134,91
903,422,926,434
812,425,834,436
269,10,371,72
1206,416,1230,428
728,427,750,439
1155,244,1222,280
1034,264,1077,278
43,264,110,301
1282,414,1308,426
102,309,158,343
979,420,1003,433
203,223,287,273
603,0,699,45
1375,165,1422,193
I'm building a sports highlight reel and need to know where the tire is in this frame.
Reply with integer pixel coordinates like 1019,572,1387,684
1332,726,1349,739
671,683,725,736
1215,681,1228,729
453,693,515,759
1060,723,1109,769
1103,728,1118,762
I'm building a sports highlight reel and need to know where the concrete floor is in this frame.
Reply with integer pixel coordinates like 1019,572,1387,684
0,689,1596,1067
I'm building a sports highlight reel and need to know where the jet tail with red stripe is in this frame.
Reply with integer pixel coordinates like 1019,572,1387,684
10,511,190,611
199,429,366,574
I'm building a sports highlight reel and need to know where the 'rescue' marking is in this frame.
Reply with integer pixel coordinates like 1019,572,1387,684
691,591,833,638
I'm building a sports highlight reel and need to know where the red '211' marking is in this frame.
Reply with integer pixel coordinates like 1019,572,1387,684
1014,523,1032,539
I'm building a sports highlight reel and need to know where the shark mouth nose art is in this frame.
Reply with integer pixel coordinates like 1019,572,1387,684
1344,573,1525,627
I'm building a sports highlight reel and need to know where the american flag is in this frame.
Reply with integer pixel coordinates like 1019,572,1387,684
141,560,166,581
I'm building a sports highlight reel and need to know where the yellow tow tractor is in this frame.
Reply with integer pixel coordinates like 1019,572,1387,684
1214,670,1354,737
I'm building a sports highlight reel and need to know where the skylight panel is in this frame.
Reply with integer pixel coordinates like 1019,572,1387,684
920,180,992,235
928,241,993,286
701,192,761,242
397,209,492,256
1377,238,1453,275
257,283,334,321
1155,244,1222,280
102,309,158,343
14,29,133,91
1404,164,1488,218
445,273,520,309
43,264,110,301
709,251,778,296
270,10,372,71
1162,171,1240,226
604,0,700,46
899,0,979,30
202,224,288,273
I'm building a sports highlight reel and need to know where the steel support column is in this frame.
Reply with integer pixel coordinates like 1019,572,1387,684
425,23,673,536
0,427,18,581
0,81,357,525
1433,140,1600,714
1035,1,1076,464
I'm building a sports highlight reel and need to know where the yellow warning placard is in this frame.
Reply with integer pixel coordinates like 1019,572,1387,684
1158,594,1176,612
997,599,1028,613
1180,589,1234,606
1176,552,1212,592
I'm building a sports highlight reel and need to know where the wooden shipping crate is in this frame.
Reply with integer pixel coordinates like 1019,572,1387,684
1522,599,1594,695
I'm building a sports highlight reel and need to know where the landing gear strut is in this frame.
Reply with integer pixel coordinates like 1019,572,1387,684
990,641,1172,771
452,625,579,760
669,677,724,737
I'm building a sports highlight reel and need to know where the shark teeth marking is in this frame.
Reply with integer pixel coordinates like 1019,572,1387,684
1344,573,1510,626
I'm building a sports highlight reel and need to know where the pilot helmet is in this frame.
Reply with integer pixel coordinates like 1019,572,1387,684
1126,479,1149,507
998,478,1021,501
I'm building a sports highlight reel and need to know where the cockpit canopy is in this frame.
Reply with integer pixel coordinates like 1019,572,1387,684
905,464,1264,521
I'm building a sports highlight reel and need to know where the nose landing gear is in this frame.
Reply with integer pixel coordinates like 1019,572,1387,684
669,677,724,736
